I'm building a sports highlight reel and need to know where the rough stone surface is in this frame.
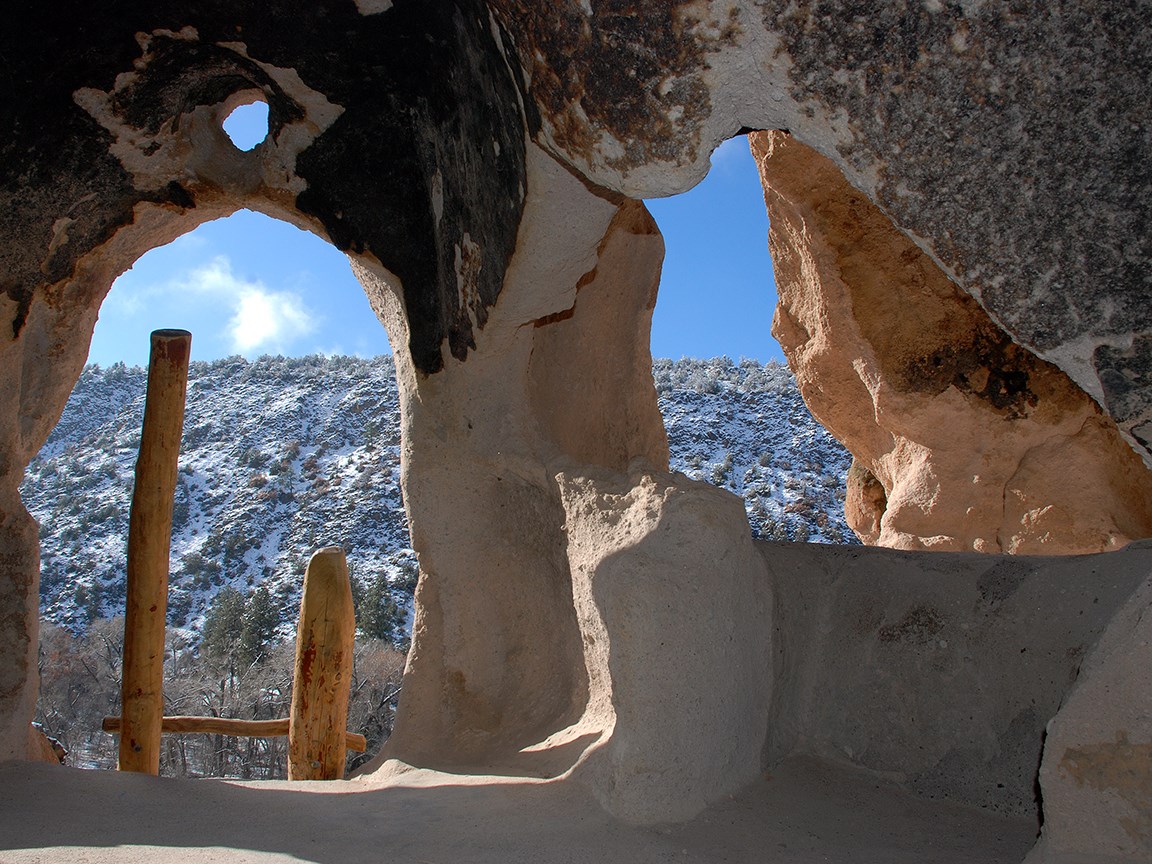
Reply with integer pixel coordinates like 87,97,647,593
2,1,527,375
0,5,1150,860
492,1,1152,464
0,499,39,764
557,468,771,823
760,540,1150,823
752,130,1152,554
1025,552,1152,864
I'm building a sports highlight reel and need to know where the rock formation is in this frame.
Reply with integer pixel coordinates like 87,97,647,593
1026,565,1152,862
1,3,1150,862
751,130,1152,554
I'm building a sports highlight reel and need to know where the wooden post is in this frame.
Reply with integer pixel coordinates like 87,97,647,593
119,329,191,774
288,546,356,780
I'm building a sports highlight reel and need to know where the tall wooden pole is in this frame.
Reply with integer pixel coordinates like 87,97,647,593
119,329,190,774
288,546,355,780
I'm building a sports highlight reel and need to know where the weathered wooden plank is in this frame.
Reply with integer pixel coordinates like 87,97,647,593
102,715,367,752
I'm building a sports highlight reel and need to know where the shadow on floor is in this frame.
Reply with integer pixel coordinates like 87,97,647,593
0,756,1037,864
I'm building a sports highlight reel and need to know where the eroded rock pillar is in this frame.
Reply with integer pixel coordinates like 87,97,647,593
0,280,106,761
0,494,38,763
365,144,627,769
369,143,774,823
557,468,771,823
751,130,1152,554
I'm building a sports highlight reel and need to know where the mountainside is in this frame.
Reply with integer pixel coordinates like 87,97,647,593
22,354,856,640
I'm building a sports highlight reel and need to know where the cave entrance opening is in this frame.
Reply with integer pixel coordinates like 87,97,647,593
644,134,858,546
28,209,412,779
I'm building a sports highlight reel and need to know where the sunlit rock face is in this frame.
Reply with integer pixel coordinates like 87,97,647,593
751,130,1152,554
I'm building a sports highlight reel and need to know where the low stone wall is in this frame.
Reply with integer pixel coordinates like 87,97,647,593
760,539,1151,835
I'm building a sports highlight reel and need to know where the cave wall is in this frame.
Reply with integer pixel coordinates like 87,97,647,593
0,1,1149,858
762,540,1150,822
490,1,1152,466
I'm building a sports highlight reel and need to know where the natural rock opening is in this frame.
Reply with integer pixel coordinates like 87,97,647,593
750,130,1152,555
644,135,856,545
26,208,413,774
220,95,269,152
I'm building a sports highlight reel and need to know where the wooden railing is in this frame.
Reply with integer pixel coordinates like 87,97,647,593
101,716,367,752
102,331,362,780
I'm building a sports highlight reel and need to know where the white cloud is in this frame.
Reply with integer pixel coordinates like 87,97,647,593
181,256,317,354
228,286,314,353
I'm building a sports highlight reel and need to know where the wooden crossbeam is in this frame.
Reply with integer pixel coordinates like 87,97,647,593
102,715,367,752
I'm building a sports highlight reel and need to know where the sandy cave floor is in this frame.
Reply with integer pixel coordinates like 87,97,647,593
0,755,1036,863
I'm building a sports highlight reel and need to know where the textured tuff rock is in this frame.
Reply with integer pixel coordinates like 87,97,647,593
752,130,1152,554
1025,559,1152,863
761,541,1150,822
1,3,1151,857
495,1,1152,466
557,468,771,822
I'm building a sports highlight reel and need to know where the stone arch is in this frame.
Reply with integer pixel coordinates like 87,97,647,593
1,6,599,774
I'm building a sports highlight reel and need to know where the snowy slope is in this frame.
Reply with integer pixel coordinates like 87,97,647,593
656,357,856,545
22,355,856,638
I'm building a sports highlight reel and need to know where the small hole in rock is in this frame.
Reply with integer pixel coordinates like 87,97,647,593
222,100,270,151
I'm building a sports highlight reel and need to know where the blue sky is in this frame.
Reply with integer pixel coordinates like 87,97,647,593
90,106,783,368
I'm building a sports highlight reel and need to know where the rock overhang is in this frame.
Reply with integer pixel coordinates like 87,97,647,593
4,0,530,374
0,4,1150,860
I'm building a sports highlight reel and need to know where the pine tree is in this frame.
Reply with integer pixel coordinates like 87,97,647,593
239,586,278,665
202,586,245,658
357,573,400,642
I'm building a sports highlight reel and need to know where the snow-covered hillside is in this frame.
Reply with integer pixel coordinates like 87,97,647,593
656,357,856,545
22,355,856,639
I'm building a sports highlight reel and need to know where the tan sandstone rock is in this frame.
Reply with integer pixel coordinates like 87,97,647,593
751,130,1152,554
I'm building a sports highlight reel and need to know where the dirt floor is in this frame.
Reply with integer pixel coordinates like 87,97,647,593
0,755,1037,863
